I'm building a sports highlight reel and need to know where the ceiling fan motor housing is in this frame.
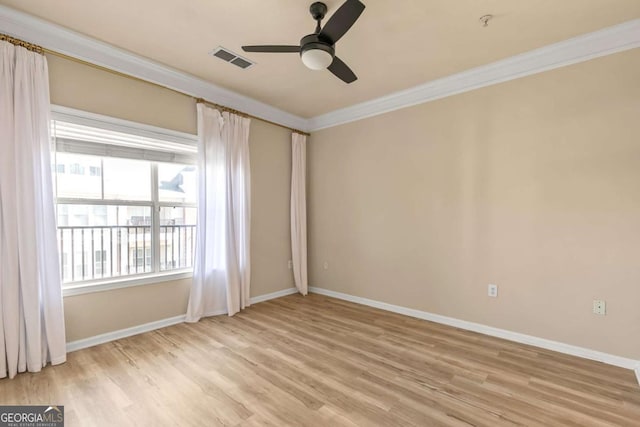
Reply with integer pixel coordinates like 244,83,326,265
300,34,334,57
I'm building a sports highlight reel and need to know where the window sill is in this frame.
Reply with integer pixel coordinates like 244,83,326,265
62,270,193,297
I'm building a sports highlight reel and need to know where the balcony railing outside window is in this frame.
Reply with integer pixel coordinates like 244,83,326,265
160,224,197,272
57,224,196,283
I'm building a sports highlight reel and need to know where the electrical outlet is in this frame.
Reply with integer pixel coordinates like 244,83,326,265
593,300,606,315
488,284,498,298
323,261,329,270
288,260,292,269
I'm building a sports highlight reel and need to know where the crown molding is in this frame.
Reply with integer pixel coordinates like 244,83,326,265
0,5,309,132
307,19,640,131
1,5,638,134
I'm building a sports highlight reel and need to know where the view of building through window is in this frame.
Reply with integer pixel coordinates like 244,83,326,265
53,151,197,284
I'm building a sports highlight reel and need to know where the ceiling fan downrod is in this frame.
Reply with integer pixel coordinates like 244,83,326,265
310,2,328,33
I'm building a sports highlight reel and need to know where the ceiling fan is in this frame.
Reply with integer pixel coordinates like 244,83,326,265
242,0,365,84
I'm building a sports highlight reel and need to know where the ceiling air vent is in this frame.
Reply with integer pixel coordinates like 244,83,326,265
209,47,255,69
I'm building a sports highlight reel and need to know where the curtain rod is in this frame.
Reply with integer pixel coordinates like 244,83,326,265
195,98,309,136
0,33,310,137
0,33,44,54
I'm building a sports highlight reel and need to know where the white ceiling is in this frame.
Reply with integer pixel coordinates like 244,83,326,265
1,0,639,118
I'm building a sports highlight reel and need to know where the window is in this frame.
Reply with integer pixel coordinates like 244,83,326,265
69,163,85,175
52,112,197,287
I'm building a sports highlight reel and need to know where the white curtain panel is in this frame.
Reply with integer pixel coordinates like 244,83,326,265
0,41,66,379
291,133,308,295
186,104,251,321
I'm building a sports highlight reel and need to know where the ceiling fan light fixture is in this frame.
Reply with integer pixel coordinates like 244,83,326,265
241,0,364,82
301,44,334,70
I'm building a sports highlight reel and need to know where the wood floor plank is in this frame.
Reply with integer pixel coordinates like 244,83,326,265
1,293,638,426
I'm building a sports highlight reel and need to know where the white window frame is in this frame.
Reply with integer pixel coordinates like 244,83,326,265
51,105,198,297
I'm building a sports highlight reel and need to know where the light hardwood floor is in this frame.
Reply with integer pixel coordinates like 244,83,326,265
1,293,639,426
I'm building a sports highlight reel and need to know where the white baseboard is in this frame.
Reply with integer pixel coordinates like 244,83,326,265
66,287,299,352
309,286,640,380
249,287,298,304
66,314,186,352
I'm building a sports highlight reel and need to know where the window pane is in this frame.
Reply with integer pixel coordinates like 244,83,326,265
54,153,102,199
103,158,151,201
56,204,152,283
160,207,196,271
158,163,196,203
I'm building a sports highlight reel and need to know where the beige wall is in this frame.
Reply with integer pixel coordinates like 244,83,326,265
250,119,296,297
63,279,191,342
47,54,197,134
308,49,640,359
48,55,294,342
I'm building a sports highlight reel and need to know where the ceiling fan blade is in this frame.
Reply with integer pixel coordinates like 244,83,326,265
319,0,365,44
242,45,300,53
328,56,357,84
